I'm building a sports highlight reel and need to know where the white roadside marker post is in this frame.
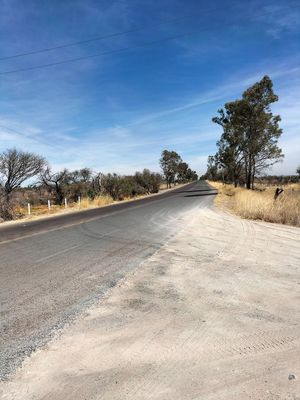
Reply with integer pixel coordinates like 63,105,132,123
48,199,51,212
27,203,31,215
78,196,81,208
65,198,67,208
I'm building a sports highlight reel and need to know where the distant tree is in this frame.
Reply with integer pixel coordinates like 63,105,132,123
102,173,122,200
160,150,182,187
70,168,93,184
68,168,94,200
212,76,284,189
297,166,300,178
177,162,189,183
40,168,70,205
185,168,198,181
177,162,198,182
134,169,162,193
205,155,219,181
88,172,104,199
0,148,45,219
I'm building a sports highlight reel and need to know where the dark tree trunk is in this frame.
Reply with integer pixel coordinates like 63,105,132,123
54,183,64,205
246,156,252,189
251,161,256,190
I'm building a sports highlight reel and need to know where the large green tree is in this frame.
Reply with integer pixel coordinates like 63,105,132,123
212,76,284,188
160,150,182,187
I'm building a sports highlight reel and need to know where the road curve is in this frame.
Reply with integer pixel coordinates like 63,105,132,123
0,180,217,379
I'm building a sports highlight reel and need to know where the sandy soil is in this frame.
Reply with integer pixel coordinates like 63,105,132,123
1,207,300,399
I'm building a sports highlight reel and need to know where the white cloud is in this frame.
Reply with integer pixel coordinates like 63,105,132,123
257,3,300,37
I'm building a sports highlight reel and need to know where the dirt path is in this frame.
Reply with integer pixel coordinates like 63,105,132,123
1,207,300,399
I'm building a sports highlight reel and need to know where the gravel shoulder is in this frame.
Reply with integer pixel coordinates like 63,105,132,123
1,206,300,399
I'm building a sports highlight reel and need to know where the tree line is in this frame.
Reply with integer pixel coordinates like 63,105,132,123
0,148,197,221
204,76,286,189
160,150,198,188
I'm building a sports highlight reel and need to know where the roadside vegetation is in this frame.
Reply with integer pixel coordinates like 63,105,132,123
204,76,284,188
202,75,300,227
210,181,300,227
0,148,197,222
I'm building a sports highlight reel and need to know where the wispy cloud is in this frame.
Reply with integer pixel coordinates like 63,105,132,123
0,0,299,177
257,3,300,37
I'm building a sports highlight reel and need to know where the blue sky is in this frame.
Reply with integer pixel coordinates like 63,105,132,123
0,0,299,176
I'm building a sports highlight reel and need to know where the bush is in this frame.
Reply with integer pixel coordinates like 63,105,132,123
102,171,161,201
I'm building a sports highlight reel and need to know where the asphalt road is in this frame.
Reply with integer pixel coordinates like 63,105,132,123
0,180,217,380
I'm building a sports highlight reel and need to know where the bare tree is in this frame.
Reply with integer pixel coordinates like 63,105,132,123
40,168,70,205
0,148,45,219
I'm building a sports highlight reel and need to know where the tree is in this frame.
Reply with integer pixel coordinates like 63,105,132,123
176,162,198,182
70,168,93,184
101,173,122,200
160,150,182,188
69,168,93,200
213,108,245,186
297,166,300,178
177,162,189,183
205,155,219,181
0,148,45,219
212,76,284,188
134,169,162,193
185,168,198,181
40,168,70,205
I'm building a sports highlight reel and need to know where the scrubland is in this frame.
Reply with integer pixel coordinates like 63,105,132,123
6,183,186,223
209,181,300,227
14,195,114,220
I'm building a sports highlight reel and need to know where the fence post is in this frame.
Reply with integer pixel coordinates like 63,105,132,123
48,199,51,212
27,203,31,215
274,188,284,200
64,198,67,208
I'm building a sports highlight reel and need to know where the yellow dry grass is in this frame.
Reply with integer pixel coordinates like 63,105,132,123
7,182,192,223
78,195,114,209
209,181,300,227
16,195,114,218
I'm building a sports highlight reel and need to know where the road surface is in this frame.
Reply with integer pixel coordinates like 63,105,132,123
2,189,299,399
0,180,217,379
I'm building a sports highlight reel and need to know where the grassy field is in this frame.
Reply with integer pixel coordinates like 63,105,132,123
209,181,300,227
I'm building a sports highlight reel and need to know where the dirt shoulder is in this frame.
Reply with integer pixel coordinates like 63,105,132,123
1,207,300,399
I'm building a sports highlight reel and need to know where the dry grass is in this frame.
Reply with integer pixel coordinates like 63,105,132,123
15,195,114,219
3,182,190,224
78,195,114,209
209,181,300,227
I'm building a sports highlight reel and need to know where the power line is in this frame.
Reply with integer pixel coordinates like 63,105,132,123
0,2,253,62
1,5,298,76
2,0,298,63
0,124,56,149
0,3,238,62
0,16,188,62
0,30,199,75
